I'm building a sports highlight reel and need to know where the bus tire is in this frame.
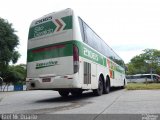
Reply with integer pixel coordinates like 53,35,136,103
58,90,69,97
93,77,103,96
121,80,126,89
103,76,110,94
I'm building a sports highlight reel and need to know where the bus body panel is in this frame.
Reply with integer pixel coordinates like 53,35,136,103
28,30,73,50
27,56,73,78
27,9,73,77
27,9,76,90
26,8,126,91
26,73,81,90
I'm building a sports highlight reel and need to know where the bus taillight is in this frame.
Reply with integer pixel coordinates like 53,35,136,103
73,45,79,73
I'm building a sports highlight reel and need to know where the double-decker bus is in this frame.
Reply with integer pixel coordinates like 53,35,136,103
26,8,126,97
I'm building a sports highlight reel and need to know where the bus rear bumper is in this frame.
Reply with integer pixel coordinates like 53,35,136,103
26,74,81,90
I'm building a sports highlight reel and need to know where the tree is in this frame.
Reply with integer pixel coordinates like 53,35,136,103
126,49,160,75
0,18,20,73
2,64,26,91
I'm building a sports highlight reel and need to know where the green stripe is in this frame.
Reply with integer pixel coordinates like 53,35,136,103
27,42,73,62
74,41,106,66
27,40,106,66
28,16,72,39
62,16,72,30
28,21,56,39
27,40,125,73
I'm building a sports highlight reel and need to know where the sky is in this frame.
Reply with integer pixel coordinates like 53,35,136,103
0,0,160,64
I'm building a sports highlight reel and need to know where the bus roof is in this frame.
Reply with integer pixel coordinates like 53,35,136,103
29,8,73,27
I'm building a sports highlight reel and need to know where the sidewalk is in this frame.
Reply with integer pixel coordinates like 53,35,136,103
0,84,27,103
0,92,13,102
0,91,9,102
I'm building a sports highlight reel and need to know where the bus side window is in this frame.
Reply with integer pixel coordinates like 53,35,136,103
78,17,85,42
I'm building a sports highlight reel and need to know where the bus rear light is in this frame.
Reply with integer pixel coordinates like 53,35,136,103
73,45,79,73
63,76,73,79
73,45,79,61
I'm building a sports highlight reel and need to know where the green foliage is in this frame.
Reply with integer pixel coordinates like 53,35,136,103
126,49,160,75
3,64,26,85
0,18,20,73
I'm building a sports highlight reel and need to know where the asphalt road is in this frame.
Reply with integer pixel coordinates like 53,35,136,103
0,89,160,120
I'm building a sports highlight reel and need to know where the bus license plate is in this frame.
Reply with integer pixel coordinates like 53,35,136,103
42,78,51,82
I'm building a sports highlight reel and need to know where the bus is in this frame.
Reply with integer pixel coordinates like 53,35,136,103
26,8,126,97
126,74,160,83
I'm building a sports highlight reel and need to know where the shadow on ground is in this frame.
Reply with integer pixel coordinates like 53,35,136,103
35,87,123,103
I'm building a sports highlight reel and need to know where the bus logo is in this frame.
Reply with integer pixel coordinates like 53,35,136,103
36,61,58,69
84,47,98,61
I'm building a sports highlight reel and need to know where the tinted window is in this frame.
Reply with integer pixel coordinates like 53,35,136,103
78,17,125,68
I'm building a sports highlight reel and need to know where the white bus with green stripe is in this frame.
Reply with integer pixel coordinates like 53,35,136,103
26,8,126,97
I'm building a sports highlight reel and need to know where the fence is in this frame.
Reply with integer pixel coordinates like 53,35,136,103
0,85,26,91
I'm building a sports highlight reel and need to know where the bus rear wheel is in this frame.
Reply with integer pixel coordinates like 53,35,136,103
103,77,110,94
93,77,103,96
121,80,126,89
58,90,69,97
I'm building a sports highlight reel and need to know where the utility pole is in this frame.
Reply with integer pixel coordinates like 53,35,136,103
145,59,153,81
